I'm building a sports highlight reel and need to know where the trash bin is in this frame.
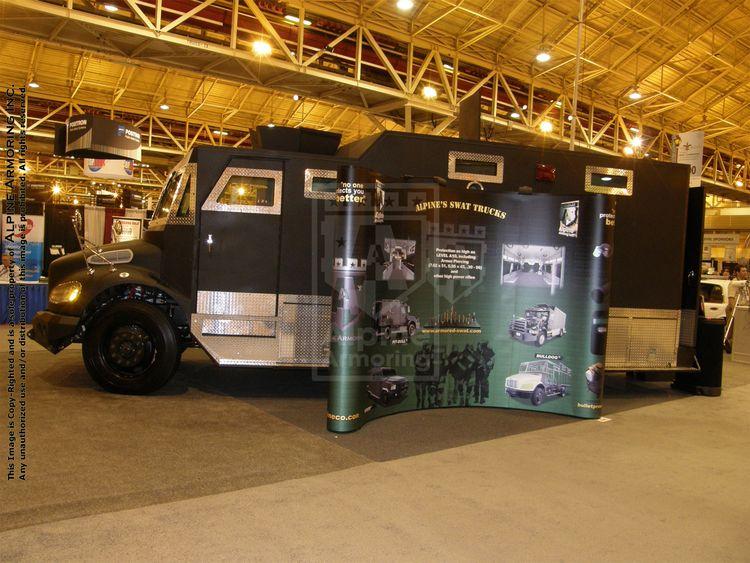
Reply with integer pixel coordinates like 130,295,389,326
672,317,724,396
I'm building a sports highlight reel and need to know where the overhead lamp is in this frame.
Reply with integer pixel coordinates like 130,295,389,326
252,39,272,57
628,88,642,100
421,85,438,100
28,81,40,88
73,198,79,205
212,129,229,136
237,186,246,196
539,120,553,133
268,123,275,128
623,146,635,156
293,94,300,101
522,104,528,110
630,136,643,148
510,112,521,119
52,184,61,195
535,49,551,63
396,0,415,11
284,14,312,26
736,179,744,188
601,176,612,182
443,63,454,72
629,126,639,133
567,115,574,121
159,103,170,110
103,3,118,12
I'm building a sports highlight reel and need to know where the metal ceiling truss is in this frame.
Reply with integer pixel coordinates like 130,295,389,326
0,0,749,197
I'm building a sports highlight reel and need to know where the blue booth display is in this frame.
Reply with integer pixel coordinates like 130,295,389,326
0,283,49,325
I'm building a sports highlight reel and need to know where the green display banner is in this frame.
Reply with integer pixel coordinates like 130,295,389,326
327,176,615,432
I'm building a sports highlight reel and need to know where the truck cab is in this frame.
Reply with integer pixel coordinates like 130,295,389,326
508,304,567,346
504,360,572,406
372,299,420,340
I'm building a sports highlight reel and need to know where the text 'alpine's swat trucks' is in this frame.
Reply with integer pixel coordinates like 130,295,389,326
30,125,697,393
509,304,567,346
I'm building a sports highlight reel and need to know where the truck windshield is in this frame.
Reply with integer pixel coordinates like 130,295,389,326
152,169,185,221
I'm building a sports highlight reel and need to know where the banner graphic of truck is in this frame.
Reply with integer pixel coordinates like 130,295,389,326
508,304,566,346
505,359,572,406
372,299,420,340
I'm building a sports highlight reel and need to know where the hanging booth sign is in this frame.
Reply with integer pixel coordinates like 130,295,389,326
1,201,45,283
327,167,616,432
83,158,135,180
63,115,142,161
111,217,143,243
676,131,704,188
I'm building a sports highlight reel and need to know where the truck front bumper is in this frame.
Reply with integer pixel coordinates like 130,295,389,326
509,330,538,343
505,387,533,398
29,310,80,353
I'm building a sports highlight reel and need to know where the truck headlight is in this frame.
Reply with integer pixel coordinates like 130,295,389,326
49,281,82,304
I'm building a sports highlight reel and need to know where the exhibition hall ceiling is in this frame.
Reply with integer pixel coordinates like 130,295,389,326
1,0,750,201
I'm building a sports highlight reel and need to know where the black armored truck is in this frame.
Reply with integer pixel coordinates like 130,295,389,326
31,125,698,393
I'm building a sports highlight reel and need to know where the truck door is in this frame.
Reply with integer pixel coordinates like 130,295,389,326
193,158,284,365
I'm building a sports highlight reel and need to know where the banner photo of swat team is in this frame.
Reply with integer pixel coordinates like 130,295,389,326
327,177,616,433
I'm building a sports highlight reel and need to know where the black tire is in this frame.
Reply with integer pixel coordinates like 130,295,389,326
531,386,545,406
380,390,390,406
383,326,392,340
560,386,567,397
407,322,416,337
82,301,180,394
536,332,547,347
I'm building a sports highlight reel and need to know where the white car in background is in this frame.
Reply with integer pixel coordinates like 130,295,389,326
700,280,745,319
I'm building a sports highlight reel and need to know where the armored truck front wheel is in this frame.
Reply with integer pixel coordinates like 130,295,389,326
407,322,417,337
536,332,547,347
530,386,545,406
82,301,180,394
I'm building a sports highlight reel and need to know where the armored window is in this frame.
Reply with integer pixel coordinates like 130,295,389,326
176,187,191,217
202,167,283,215
448,151,504,184
219,176,275,207
304,168,337,200
585,166,633,196
152,169,184,222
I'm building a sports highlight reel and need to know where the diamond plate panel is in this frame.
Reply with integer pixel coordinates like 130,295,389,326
278,294,331,364
605,308,680,369
198,315,276,337
448,151,504,184
202,167,283,215
196,291,276,316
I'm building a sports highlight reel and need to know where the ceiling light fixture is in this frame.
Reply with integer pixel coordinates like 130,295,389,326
628,89,642,100
535,50,551,63
73,198,79,205
293,94,300,101
539,120,553,133
421,85,438,100
522,104,528,110
252,39,272,57
284,14,312,26
52,185,61,195
629,126,639,133
28,81,39,88
601,176,612,182
567,115,574,121
736,179,744,188
268,123,275,128
103,3,118,12
630,136,643,148
397,0,415,11
443,63,454,72
159,103,170,110
212,130,229,136
510,112,521,119
623,146,635,156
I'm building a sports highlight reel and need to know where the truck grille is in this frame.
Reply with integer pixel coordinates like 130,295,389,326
511,320,527,331
506,379,517,389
